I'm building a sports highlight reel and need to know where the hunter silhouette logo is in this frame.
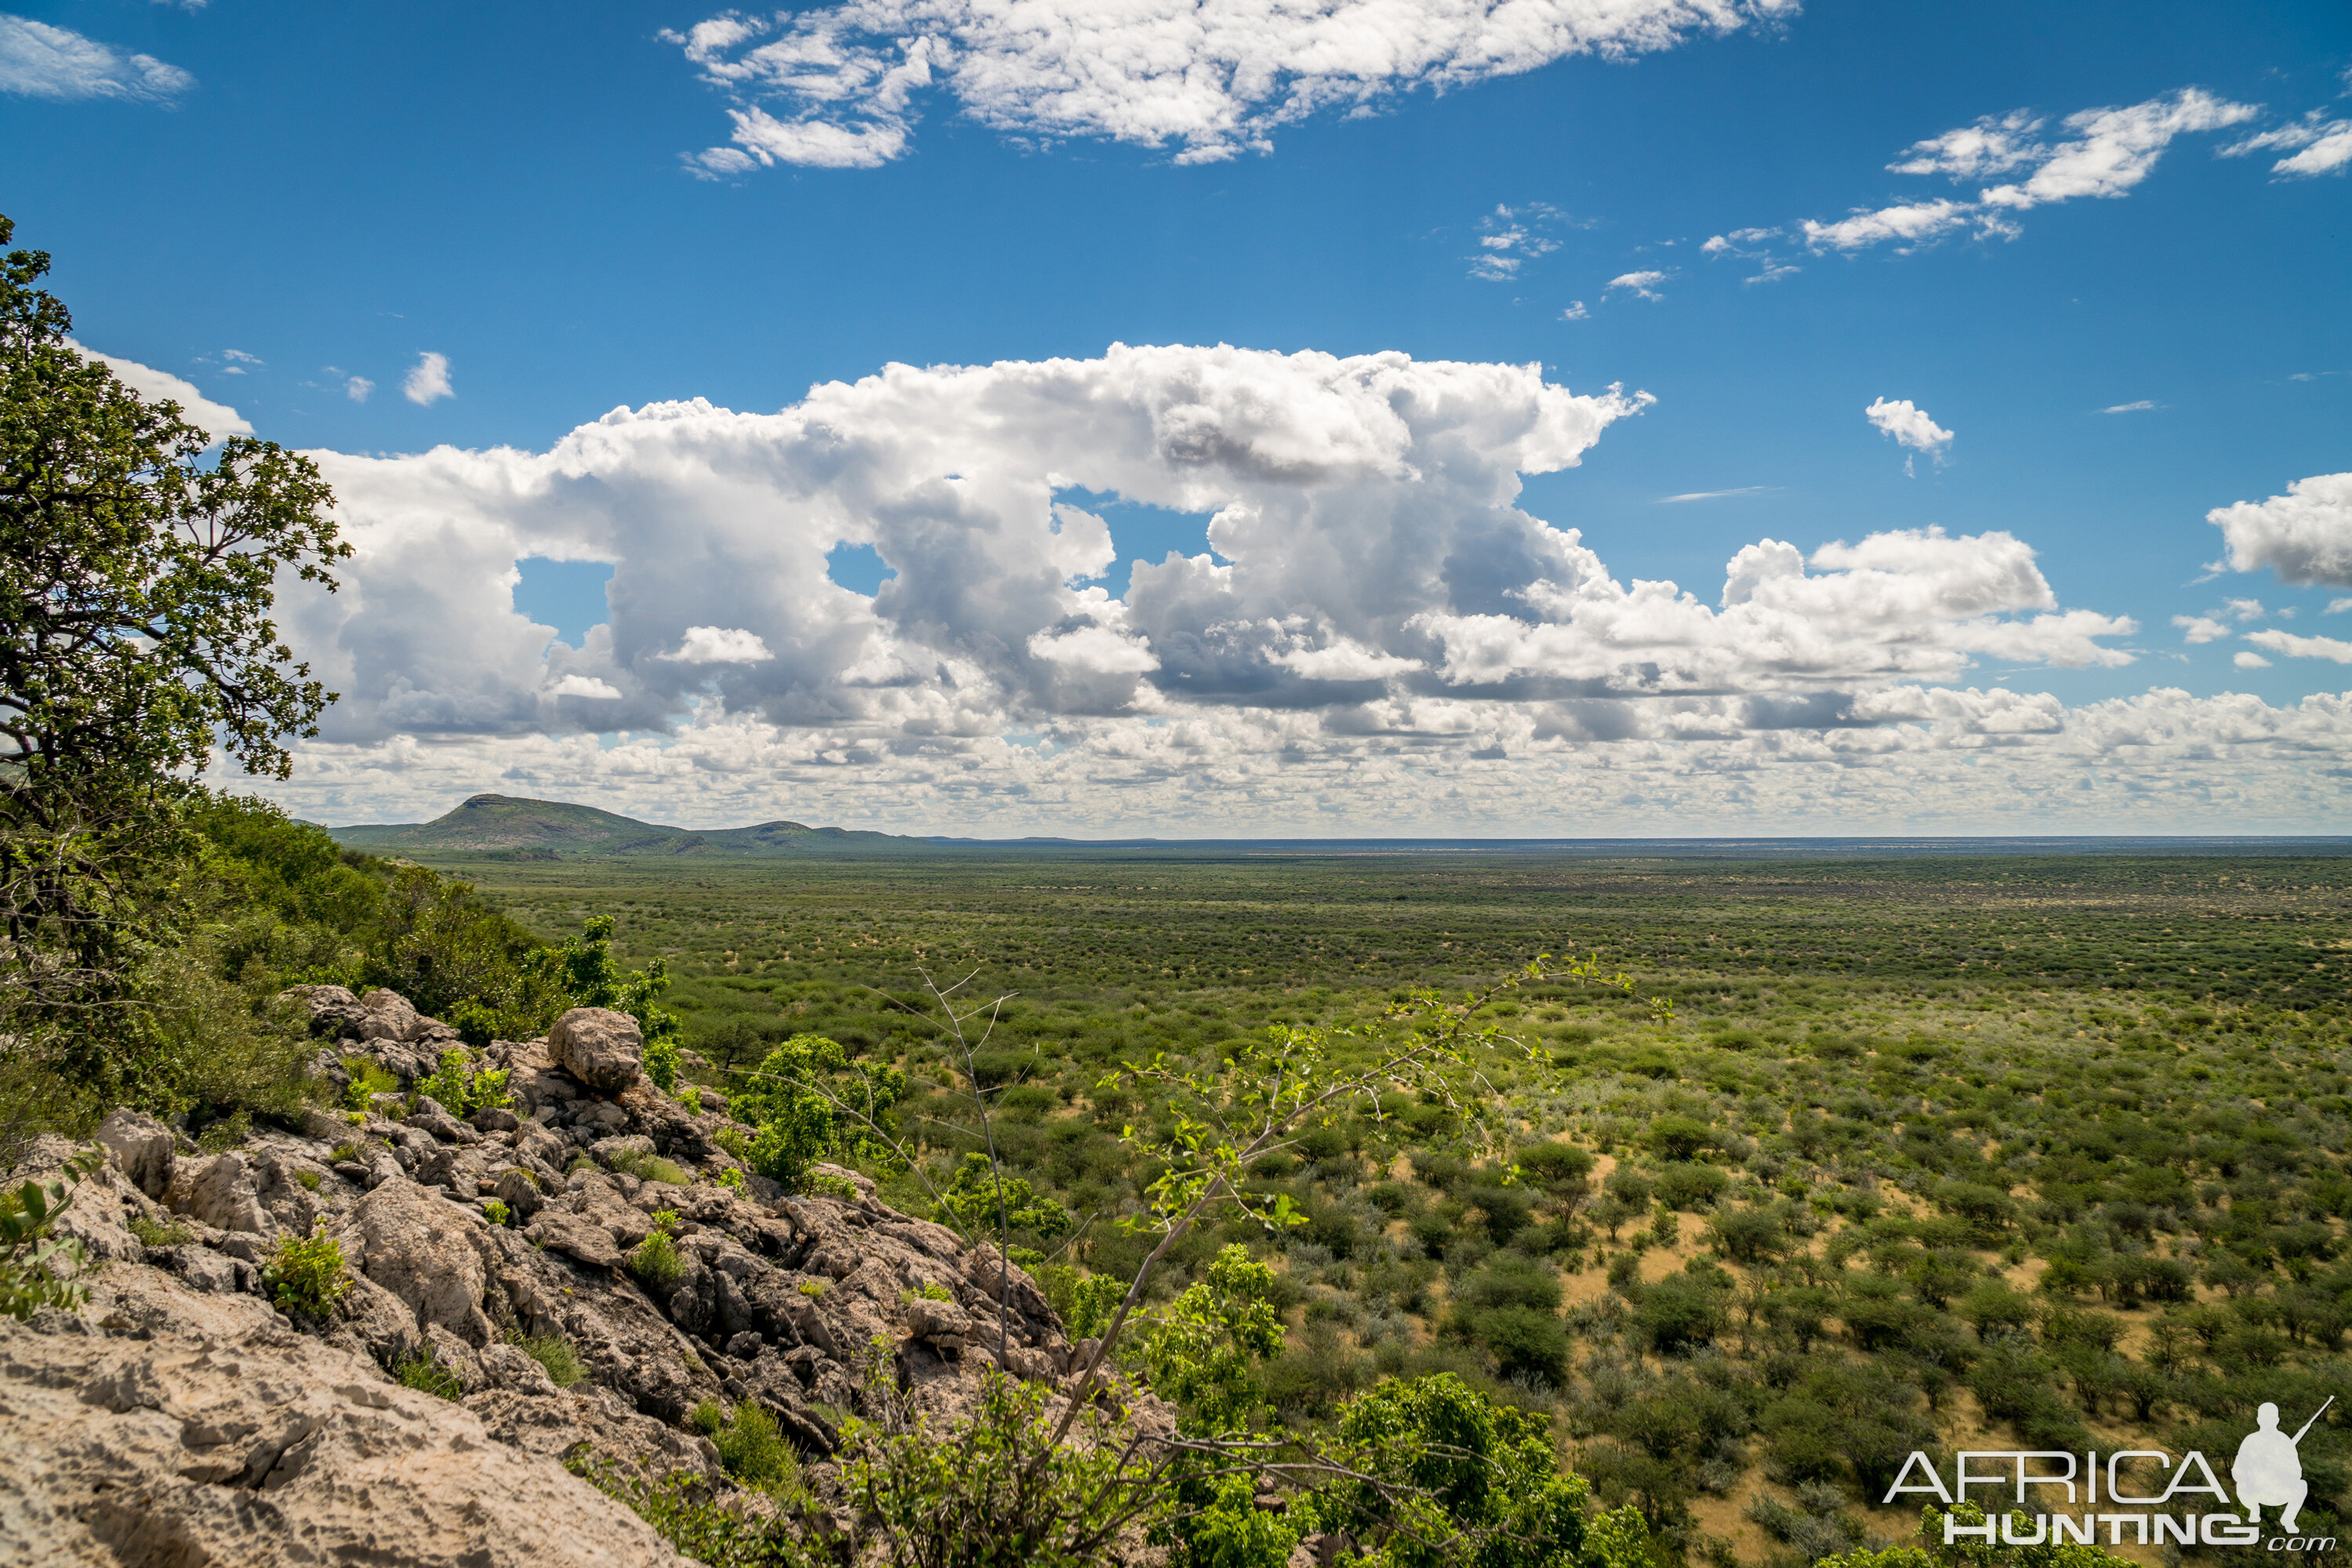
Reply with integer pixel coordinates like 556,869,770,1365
2236,1399,2331,1535
1883,1398,2339,1551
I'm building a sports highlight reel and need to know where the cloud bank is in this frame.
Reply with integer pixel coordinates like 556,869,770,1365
283,343,2148,756
223,342,2352,833
667,0,1797,172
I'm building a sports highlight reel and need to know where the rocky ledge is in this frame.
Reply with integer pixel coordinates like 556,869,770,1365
1,986,1163,1567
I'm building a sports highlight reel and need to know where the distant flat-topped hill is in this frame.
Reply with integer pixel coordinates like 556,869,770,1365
329,793,936,858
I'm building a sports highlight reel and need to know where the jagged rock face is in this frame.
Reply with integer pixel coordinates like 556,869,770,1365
550,1007,644,1094
0,1268,691,1568
8,985,1177,1563
94,1109,174,1200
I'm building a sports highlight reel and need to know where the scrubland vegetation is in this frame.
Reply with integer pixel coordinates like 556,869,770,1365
421,847,2352,1564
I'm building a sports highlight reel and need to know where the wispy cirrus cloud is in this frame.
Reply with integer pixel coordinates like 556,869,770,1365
1660,485,1775,503
1708,88,2262,262
0,14,193,102
1605,269,1670,301
666,0,1799,174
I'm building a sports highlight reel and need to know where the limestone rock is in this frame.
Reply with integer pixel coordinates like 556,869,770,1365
494,1167,546,1220
281,982,368,1038
550,1007,644,1094
357,987,424,1043
345,1176,495,1347
527,1206,625,1271
170,1152,272,1236
0,1269,688,1568
94,1108,175,1199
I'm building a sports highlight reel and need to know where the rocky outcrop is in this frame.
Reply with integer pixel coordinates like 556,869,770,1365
94,1109,174,1200
5,984,1174,1563
0,1265,689,1568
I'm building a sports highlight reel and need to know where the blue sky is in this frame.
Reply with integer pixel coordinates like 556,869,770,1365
5,0,2349,833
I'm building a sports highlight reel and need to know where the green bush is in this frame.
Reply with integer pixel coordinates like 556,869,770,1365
730,1033,907,1192
416,1047,512,1117
341,1057,400,1111
507,1329,583,1386
1311,1373,1649,1568
394,1350,463,1400
934,1152,1071,1241
630,1212,687,1294
1653,1162,1728,1211
690,1399,802,1494
262,1221,351,1318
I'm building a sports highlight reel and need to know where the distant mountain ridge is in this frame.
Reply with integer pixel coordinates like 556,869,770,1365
329,793,936,858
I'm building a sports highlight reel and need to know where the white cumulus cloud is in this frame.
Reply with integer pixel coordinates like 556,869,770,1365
2207,472,2352,588
1605,270,1668,300
2173,615,2230,644
272,342,2154,800
0,15,193,101
547,674,623,699
402,352,453,406
1864,397,1953,471
666,0,1798,172
64,340,253,440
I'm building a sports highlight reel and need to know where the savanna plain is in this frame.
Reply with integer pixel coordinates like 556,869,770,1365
407,844,2352,1566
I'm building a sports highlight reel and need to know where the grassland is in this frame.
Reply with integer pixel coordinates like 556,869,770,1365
407,845,2352,1566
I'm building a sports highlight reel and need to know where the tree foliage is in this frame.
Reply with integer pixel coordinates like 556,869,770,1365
0,213,344,1116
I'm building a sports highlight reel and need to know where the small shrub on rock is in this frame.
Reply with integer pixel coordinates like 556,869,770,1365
394,1350,463,1400
630,1211,686,1294
263,1221,351,1319
416,1047,512,1117
129,1214,193,1248
340,1058,399,1111
514,1330,583,1387
690,1399,802,1495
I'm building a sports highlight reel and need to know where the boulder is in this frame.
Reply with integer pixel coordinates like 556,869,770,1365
0,1269,690,1568
494,1167,546,1221
550,1007,644,1094
281,982,369,1039
526,1206,624,1272
169,1152,271,1236
94,1108,175,1199
344,1176,496,1347
357,988,425,1043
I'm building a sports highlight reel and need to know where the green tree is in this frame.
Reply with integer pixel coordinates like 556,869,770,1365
1309,1374,1650,1568
935,1151,1071,1242
730,1032,909,1191
0,214,345,1121
533,914,684,1084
